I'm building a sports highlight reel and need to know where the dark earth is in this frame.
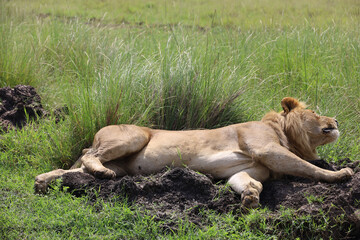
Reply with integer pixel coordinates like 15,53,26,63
1,85,359,239
0,85,47,131
59,160,360,239
0,85,66,132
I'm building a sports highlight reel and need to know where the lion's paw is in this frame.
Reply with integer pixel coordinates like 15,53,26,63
94,168,116,179
338,167,354,181
34,173,52,194
241,188,260,209
34,178,47,194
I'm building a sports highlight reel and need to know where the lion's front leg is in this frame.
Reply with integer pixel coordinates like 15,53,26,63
256,143,354,182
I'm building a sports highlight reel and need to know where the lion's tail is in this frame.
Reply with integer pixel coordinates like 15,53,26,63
70,148,91,169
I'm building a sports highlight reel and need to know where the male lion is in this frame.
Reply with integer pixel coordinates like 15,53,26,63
35,97,354,208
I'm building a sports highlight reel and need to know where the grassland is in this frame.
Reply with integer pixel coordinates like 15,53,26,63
1,0,360,239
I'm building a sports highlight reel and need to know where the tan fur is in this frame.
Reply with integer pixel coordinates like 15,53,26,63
35,97,354,208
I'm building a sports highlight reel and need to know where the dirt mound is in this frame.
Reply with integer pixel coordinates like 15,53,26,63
61,168,243,227
0,85,67,132
260,159,360,239
60,159,360,238
0,85,47,131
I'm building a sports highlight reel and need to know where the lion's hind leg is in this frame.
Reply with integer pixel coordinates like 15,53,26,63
80,153,117,179
34,167,86,194
81,125,151,179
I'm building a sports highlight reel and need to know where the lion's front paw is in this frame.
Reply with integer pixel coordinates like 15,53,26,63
94,168,116,179
241,188,260,209
338,167,354,181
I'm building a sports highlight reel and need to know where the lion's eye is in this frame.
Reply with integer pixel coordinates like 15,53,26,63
309,110,320,119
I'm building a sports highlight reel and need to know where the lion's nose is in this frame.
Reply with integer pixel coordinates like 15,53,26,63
334,119,339,127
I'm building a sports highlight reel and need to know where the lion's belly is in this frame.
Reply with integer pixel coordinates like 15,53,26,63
125,147,254,179
187,151,254,179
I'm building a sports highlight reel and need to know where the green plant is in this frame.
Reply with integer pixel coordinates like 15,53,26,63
305,193,325,204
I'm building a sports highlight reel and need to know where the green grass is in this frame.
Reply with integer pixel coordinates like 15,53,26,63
3,0,360,28
1,0,360,238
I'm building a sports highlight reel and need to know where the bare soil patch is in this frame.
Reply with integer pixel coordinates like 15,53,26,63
0,85,46,131
61,159,360,239
0,85,66,132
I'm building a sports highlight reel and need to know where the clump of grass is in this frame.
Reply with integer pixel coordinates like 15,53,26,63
305,193,325,204
0,19,37,86
59,25,251,151
153,30,247,130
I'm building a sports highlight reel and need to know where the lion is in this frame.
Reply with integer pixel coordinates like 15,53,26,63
35,97,354,208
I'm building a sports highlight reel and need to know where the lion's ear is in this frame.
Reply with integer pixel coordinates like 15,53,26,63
281,97,305,114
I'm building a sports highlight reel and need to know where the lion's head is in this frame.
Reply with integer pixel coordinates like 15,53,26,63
262,97,339,160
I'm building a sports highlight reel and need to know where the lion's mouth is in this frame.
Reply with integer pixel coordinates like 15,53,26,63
322,127,336,134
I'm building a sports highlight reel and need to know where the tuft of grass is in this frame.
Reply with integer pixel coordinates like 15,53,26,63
305,193,325,204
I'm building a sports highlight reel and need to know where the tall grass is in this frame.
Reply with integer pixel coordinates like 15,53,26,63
1,9,359,160
3,0,360,28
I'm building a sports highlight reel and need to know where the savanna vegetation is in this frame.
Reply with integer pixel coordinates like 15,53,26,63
1,0,359,238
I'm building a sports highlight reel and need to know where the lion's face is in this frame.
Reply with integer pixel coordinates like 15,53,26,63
300,109,339,147
280,97,339,160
